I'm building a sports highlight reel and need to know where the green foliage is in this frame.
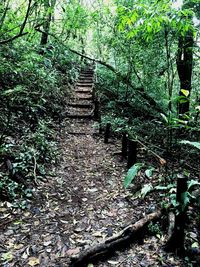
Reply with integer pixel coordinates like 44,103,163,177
0,0,199,211
148,222,161,237
180,140,200,150
145,167,155,178
0,14,82,202
117,0,196,41
124,163,144,189
0,176,19,200
140,183,153,198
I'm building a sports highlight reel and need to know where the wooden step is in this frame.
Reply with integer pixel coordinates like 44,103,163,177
76,87,93,91
71,96,93,101
67,132,92,135
75,90,92,94
78,79,93,83
75,87,92,91
68,106,93,114
66,114,93,119
79,74,93,77
79,76,93,80
76,83,93,87
68,103,93,108
78,76,93,80
80,73,94,76
75,93,93,99
80,69,94,74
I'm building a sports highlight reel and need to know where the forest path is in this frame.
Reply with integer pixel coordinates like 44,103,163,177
0,68,136,267
0,68,184,267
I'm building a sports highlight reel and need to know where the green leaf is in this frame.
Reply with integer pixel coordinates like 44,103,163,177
1,252,13,262
124,163,144,189
145,167,155,178
192,242,199,248
180,140,200,150
176,94,189,104
188,180,200,190
140,183,153,198
181,191,190,211
181,89,190,97
154,185,168,190
2,85,25,96
160,113,168,123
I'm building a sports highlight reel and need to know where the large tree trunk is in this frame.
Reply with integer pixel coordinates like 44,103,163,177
176,31,194,117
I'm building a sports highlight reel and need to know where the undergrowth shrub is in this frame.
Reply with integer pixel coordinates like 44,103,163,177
0,40,81,202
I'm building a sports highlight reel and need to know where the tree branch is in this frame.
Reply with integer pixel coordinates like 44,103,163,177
68,48,163,113
70,209,163,267
0,0,32,45
35,28,163,113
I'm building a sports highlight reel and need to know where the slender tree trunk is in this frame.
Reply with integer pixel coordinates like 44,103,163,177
0,0,10,32
40,0,56,46
176,31,193,116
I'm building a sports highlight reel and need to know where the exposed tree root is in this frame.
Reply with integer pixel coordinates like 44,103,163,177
70,209,163,267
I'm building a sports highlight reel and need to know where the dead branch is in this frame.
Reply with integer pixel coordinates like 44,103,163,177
70,209,163,267
135,139,167,166
33,155,38,185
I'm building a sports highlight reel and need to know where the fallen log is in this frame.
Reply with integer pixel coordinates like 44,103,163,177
70,209,163,267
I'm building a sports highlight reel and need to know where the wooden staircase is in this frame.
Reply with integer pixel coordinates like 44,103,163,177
66,67,95,120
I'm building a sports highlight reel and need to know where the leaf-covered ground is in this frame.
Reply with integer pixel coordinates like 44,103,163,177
0,71,194,266
0,116,189,266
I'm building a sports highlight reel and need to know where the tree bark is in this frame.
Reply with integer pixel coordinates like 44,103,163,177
177,31,194,116
40,0,56,46
165,177,188,253
104,123,111,143
127,139,137,168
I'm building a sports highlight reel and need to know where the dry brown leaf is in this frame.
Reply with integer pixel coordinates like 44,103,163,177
159,158,166,166
107,260,119,265
28,257,40,266
66,247,80,256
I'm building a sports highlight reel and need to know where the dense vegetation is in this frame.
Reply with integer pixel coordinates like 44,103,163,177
0,0,200,262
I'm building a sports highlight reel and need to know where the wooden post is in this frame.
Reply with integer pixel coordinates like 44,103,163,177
94,98,100,121
165,176,188,253
122,132,128,158
127,139,137,168
92,86,95,102
104,123,111,143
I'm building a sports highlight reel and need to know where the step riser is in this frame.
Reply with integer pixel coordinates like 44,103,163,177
66,114,93,119
76,84,93,88
68,103,93,108
77,82,93,84
79,77,93,79
79,77,93,80
79,75,93,78
79,74,93,77
76,83,93,87
78,79,93,83
75,90,92,94
71,97,93,101
81,71,94,73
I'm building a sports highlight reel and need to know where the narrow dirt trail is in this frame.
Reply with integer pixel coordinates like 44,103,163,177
0,68,185,267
